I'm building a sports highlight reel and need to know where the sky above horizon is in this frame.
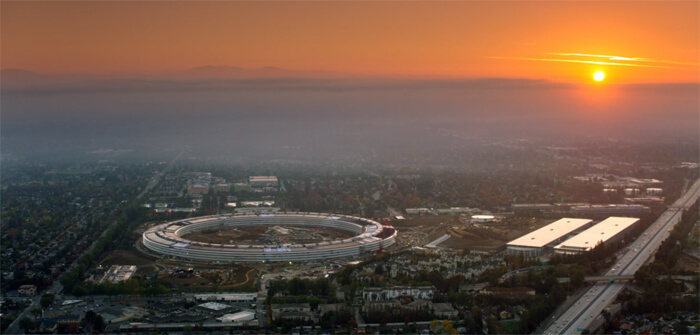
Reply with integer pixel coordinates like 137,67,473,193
2,1,699,84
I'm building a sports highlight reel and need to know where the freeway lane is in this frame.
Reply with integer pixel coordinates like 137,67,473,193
545,178,700,335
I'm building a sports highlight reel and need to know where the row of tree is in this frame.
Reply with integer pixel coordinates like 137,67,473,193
620,200,700,315
60,203,150,294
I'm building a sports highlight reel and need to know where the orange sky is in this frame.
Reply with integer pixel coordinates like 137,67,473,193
2,1,698,83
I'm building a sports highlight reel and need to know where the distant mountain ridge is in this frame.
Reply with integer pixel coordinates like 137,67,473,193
174,65,347,79
1,69,116,88
1,66,352,88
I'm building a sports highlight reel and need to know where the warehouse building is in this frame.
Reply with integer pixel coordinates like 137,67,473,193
249,176,278,188
553,216,639,254
506,218,592,259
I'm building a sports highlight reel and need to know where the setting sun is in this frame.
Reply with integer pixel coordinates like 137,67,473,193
594,71,606,81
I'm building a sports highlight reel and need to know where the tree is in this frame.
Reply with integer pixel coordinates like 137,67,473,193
375,265,385,276
40,293,55,309
430,319,440,332
570,270,585,288
124,279,141,295
19,317,35,332
84,310,97,324
71,284,89,297
472,309,484,334
442,320,458,335
93,315,107,332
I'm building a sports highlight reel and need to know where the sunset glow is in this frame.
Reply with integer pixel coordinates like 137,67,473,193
1,1,698,83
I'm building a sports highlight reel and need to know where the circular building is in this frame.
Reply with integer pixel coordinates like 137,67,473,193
142,212,397,263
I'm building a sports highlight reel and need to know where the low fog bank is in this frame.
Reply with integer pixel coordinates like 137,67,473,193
2,73,698,166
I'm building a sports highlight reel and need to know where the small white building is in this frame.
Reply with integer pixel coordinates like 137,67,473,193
471,215,495,223
249,176,278,188
61,300,86,310
216,311,255,323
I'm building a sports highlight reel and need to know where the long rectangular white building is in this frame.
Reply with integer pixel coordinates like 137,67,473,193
554,216,639,254
507,218,592,258
249,176,278,187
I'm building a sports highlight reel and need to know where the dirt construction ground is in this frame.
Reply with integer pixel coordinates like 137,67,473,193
99,250,155,267
97,249,259,291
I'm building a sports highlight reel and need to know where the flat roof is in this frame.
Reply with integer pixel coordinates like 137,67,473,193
198,302,231,311
554,217,639,252
249,176,278,181
507,218,592,248
195,293,257,300
216,311,255,322
511,203,556,208
62,300,84,306
572,204,649,209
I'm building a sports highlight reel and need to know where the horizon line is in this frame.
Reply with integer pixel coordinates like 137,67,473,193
2,67,699,86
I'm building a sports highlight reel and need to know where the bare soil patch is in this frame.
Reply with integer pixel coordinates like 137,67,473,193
674,253,700,273
391,216,459,228
157,264,258,292
184,225,356,245
99,250,154,267
441,235,503,250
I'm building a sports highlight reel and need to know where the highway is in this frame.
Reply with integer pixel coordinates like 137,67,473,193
544,178,700,335
557,275,634,283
